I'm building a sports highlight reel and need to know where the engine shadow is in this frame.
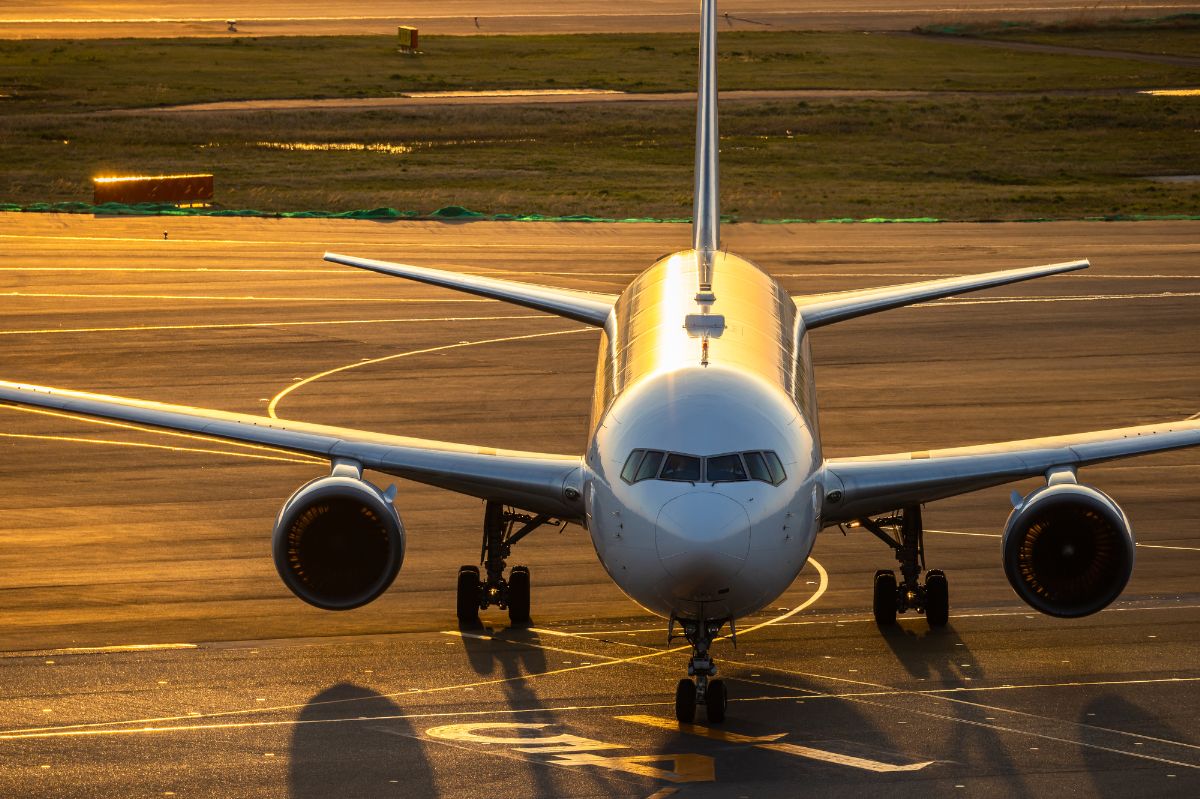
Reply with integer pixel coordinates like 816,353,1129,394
876,621,1036,797
1080,694,1200,796
288,682,434,799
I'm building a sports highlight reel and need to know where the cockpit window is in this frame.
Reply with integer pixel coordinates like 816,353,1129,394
660,453,702,482
743,451,772,483
763,451,787,485
706,453,747,483
621,449,785,486
620,449,645,483
635,450,665,482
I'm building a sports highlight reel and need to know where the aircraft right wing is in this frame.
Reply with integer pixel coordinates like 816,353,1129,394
0,380,585,520
796,259,1089,329
822,417,1200,525
325,252,616,326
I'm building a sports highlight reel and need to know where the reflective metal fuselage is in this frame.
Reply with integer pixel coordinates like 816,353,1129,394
583,250,823,622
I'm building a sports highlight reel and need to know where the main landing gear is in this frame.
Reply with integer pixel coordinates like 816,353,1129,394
670,617,729,724
456,501,557,627
859,505,949,628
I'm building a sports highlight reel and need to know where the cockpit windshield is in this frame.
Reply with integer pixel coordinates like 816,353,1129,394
620,449,786,486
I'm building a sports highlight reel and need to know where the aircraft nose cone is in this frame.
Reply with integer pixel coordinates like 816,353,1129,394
655,492,751,598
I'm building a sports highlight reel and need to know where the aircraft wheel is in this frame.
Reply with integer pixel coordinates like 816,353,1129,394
925,569,949,628
508,565,531,626
705,679,727,724
873,569,897,625
674,679,696,724
456,565,480,623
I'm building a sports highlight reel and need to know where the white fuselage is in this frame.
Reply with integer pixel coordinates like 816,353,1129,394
582,249,824,623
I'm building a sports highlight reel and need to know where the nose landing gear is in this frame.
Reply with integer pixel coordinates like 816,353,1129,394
456,501,557,627
670,617,729,724
860,506,949,628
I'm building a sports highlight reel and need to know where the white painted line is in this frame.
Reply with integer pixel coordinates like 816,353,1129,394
0,314,552,336
618,714,932,773
927,528,1200,553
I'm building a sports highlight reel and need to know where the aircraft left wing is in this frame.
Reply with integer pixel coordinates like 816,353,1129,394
822,417,1200,525
0,381,584,520
325,252,616,327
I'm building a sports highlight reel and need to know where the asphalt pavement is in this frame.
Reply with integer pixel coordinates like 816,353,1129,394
0,214,1197,797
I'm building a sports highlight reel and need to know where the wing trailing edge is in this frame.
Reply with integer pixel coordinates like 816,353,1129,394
796,259,1089,329
325,252,615,327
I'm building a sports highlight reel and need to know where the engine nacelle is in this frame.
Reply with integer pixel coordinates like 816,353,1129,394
1002,482,1134,618
272,475,405,611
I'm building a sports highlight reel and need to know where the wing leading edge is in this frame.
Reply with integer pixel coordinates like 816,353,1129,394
324,252,616,327
796,259,1089,329
0,381,584,520
822,417,1200,525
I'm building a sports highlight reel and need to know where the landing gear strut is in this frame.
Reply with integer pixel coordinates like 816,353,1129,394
859,505,949,628
670,616,729,724
456,501,556,626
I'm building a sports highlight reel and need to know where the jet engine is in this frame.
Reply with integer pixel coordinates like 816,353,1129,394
1001,482,1134,618
272,474,405,611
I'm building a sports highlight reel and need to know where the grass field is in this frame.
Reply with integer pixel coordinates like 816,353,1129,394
1,30,1197,112
1,26,1198,221
917,13,1200,58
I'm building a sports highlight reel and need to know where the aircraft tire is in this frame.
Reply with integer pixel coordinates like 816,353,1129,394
925,570,949,628
508,566,531,626
873,569,897,625
675,679,696,724
456,565,480,623
705,679,727,724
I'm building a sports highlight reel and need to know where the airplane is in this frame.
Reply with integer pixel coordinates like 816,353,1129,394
2,0,1199,727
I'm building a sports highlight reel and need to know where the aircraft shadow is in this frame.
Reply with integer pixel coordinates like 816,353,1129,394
288,682,435,799
1080,694,1199,796
877,621,1036,796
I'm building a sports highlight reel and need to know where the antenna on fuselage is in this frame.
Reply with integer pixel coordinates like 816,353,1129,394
692,0,719,304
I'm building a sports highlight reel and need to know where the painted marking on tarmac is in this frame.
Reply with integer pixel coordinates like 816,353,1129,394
0,643,196,658
267,327,593,417
927,528,1200,552
0,314,552,336
617,715,785,744
0,431,318,464
0,560,828,740
644,789,679,799
536,600,1200,638
618,715,932,772
0,290,490,303
6,263,1200,281
929,291,1200,307
0,405,325,464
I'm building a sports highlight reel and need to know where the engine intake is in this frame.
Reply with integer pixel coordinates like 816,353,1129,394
1002,482,1134,618
272,475,405,611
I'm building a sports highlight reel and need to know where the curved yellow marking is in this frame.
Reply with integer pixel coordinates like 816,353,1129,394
0,559,828,741
267,327,592,418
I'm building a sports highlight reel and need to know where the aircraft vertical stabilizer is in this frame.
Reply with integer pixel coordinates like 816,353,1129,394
693,0,720,301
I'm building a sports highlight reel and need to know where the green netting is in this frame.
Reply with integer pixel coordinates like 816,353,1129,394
2,202,1198,224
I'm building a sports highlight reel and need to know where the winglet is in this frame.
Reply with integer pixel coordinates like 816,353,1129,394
796,259,1089,329
325,252,615,327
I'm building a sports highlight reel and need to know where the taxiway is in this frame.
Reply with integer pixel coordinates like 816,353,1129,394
0,214,1197,796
